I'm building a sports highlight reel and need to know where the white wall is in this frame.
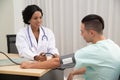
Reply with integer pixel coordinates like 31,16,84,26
0,0,14,52
13,0,25,33
0,0,25,53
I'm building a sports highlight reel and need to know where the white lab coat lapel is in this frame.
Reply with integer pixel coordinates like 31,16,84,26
29,25,38,50
38,27,42,44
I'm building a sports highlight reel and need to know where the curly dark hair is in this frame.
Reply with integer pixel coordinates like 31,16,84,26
22,5,43,24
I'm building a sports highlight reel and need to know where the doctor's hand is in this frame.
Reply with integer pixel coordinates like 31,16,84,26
34,52,47,61
52,54,59,58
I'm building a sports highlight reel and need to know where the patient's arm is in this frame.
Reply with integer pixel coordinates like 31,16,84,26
20,55,60,69
67,67,86,80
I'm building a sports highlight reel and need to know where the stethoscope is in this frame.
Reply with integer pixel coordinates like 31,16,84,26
27,25,48,52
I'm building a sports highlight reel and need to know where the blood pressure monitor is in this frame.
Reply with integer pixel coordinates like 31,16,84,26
58,53,76,70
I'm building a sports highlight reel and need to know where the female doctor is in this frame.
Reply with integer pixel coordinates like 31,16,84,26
16,5,59,61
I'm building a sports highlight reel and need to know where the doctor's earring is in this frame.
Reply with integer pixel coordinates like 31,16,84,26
28,21,30,24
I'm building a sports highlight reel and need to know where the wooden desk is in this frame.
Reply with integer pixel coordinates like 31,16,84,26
0,53,64,80
0,53,50,80
0,65,50,77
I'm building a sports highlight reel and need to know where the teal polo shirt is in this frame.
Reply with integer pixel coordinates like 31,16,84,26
74,39,120,80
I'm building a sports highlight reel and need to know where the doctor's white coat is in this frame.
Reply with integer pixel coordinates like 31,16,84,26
16,25,59,60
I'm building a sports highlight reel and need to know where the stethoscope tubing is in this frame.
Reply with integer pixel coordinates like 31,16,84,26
27,25,48,48
27,25,54,57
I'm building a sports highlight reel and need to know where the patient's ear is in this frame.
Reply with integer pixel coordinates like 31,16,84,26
89,30,96,37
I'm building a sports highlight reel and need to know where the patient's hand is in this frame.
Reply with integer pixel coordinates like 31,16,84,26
20,61,37,69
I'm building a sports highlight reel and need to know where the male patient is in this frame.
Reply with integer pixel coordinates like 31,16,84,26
67,14,120,80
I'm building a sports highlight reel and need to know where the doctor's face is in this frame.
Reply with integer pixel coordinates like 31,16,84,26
29,11,43,28
80,23,93,43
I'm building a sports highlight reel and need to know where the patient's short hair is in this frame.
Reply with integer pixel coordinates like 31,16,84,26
81,14,104,34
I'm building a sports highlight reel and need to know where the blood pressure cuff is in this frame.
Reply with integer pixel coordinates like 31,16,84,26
57,53,76,70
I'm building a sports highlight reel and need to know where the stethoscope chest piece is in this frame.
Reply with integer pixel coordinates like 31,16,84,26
42,35,48,41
